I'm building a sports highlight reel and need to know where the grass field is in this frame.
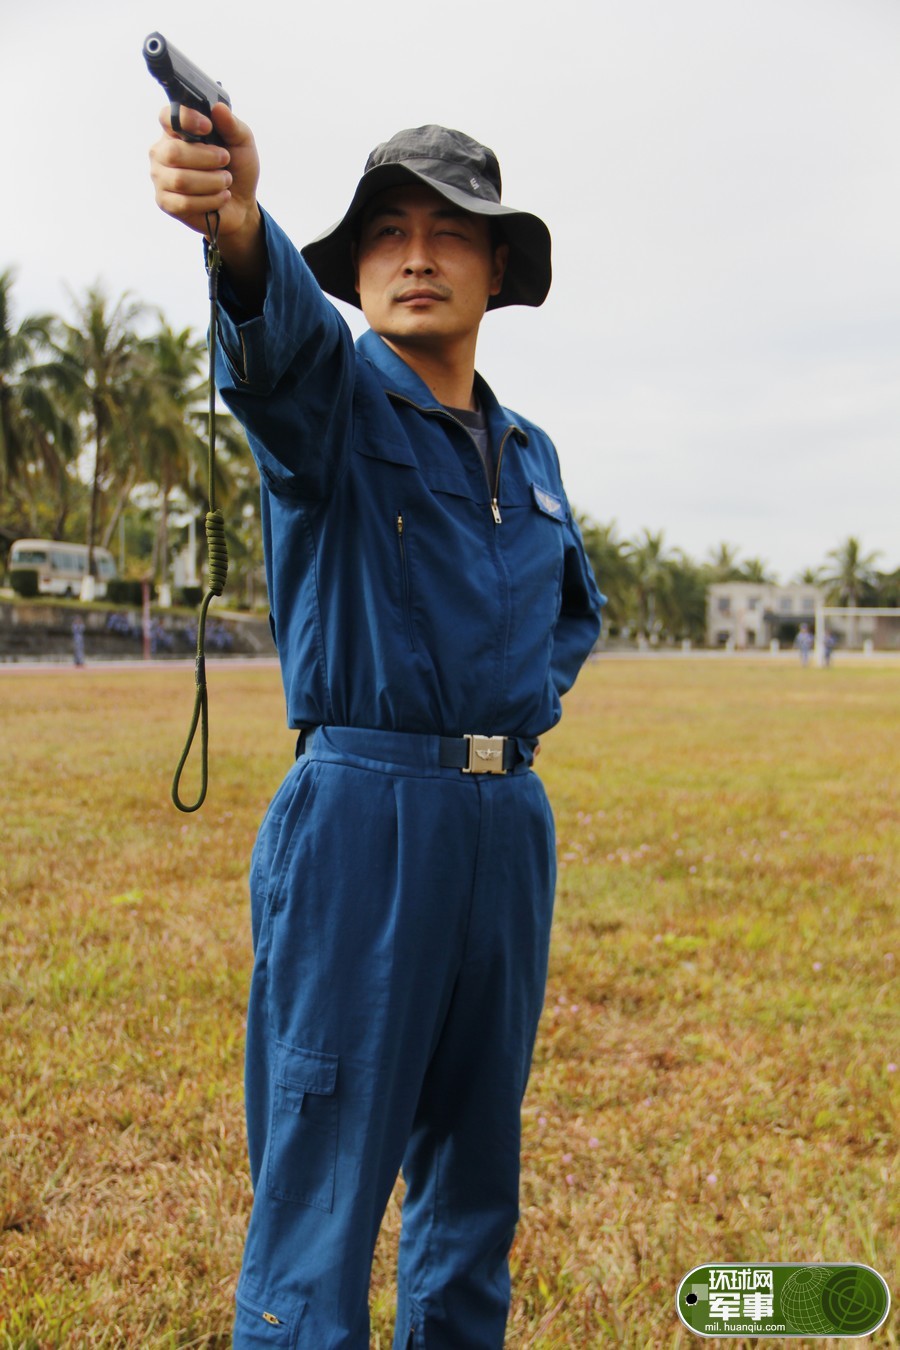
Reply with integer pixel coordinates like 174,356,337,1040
1,657,897,1348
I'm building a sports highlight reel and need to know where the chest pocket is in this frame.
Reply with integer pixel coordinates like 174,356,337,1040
495,479,567,625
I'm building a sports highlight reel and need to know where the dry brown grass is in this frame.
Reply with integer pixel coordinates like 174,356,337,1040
1,658,897,1347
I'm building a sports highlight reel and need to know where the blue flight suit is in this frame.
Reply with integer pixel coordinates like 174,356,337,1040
214,210,603,1348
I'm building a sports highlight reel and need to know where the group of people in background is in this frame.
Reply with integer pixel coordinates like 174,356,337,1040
795,623,837,666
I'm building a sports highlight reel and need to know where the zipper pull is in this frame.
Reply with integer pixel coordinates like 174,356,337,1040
491,498,502,525
397,512,404,536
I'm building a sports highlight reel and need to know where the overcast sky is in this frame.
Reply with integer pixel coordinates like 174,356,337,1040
4,0,898,582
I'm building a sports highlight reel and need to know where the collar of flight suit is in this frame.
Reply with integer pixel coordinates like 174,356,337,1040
355,329,529,452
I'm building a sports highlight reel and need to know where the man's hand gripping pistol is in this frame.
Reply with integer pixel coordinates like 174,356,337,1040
143,32,231,146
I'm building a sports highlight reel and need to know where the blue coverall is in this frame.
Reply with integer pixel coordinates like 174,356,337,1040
215,211,604,1348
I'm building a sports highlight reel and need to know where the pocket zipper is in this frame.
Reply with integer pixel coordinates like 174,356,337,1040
396,513,417,650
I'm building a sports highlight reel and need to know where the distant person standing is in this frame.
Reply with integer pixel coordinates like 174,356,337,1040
72,616,85,667
795,622,813,666
823,630,837,666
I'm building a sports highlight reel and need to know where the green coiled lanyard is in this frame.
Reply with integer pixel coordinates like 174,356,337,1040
171,212,228,813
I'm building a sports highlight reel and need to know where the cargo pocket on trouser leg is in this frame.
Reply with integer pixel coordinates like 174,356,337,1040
234,1282,306,1347
266,1041,339,1211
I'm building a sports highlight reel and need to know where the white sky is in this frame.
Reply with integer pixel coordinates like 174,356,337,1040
4,0,898,582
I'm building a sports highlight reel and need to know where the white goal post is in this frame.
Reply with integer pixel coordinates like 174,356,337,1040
814,604,900,666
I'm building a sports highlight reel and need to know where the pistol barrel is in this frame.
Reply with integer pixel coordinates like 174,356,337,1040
143,32,231,145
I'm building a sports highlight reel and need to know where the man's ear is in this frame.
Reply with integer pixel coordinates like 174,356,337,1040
490,241,510,298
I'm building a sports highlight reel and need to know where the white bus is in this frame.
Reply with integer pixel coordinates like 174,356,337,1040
8,539,117,598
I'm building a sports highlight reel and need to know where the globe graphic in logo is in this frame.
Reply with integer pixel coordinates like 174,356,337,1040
780,1267,889,1335
820,1267,889,1335
780,1269,833,1333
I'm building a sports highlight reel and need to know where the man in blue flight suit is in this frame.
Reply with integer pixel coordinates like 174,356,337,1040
150,104,603,1349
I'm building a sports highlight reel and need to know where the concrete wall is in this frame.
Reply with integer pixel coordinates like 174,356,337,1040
0,599,276,662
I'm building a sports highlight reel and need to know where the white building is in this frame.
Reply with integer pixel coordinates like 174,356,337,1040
706,582,894,649
707,582,820,648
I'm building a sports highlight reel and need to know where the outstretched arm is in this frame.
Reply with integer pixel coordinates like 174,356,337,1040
149,99,355,498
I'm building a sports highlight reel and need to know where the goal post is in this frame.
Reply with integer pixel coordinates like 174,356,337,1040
814,604,900,666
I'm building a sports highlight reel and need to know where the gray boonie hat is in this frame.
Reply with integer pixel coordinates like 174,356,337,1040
300,124,552,310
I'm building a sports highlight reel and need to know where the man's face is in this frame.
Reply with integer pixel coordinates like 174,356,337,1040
353,183,508,353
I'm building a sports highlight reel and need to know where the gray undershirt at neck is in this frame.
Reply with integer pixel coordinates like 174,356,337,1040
445,403,493,482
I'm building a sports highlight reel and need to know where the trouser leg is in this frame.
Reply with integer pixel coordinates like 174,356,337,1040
394,772,557,1350
234,755,496,1349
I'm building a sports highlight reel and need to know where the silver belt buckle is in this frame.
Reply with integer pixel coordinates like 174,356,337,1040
464,734,507,774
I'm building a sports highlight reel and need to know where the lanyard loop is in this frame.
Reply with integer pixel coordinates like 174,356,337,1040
171,211,229,812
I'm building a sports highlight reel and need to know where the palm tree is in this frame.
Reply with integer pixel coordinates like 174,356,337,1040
215,444,267,607
821,536,881,607
577,516,633,634
739,557,777,584
663,550,707,642
626,528,671,638
821,536,882,649
0,269,76,535
129,323,207,587
134,321,253,595
52,285,147,587
871,567,900,607
704,542,743,582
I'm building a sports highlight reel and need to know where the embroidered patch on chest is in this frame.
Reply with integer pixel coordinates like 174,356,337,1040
531,483,565,519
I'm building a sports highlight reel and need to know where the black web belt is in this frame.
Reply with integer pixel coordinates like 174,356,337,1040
295,729,525,775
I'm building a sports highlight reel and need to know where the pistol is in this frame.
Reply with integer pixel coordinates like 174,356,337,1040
143,32,231,147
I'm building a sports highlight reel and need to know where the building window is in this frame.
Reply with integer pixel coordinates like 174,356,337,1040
718,597,731,614
747,597,759,611
779,598,793,612
801,596,815,613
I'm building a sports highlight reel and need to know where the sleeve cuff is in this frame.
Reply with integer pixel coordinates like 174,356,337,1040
203,211,271,385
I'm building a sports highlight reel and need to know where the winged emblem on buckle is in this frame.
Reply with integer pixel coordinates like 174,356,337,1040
464,734,507,773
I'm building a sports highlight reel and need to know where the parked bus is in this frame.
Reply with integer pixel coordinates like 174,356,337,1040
7,539,117,598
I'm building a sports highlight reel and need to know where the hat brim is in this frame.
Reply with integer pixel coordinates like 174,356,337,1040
300,162,551,310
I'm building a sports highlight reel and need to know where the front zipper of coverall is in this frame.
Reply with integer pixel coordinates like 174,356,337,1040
387,394,518,726
446,414,517,525
396,512,417,650
387,393,520,525
488,425,517,524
